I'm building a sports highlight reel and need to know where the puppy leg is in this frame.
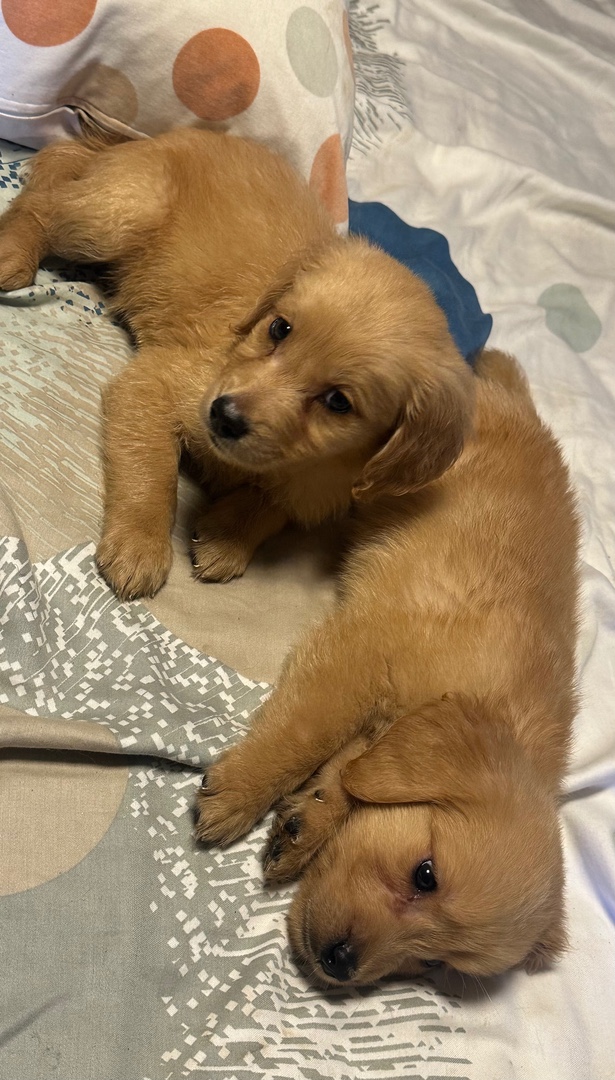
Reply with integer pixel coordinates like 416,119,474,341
195,612,384,844
191,486,287,583
0,138,168,290
0,141,96,290
96,350,185,600
263,738,368,884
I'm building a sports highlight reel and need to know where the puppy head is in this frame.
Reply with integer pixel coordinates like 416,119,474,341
288,695,566,987
203,239,474,496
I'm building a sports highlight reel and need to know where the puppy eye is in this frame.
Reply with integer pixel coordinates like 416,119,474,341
269,317,292,342
414,859,437,892
322,389,352,414
423,959,442,968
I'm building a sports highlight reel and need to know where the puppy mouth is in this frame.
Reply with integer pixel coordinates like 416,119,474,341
205,427,278,470
291,903,439,986
287,902,312,970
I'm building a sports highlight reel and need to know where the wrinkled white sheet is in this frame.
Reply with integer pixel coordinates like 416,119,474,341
347,1,615,1075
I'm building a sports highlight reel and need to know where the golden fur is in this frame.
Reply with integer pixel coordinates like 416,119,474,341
195,350,580,986
0,128,473,599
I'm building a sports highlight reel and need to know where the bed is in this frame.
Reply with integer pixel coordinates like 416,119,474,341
1,1,614,1078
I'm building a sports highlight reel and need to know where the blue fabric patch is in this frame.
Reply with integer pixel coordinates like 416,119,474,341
348,200,492,366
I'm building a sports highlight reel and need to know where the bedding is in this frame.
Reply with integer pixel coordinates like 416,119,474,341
1,1,615,1078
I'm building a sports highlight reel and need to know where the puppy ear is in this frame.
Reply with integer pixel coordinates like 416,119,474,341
352,362,475,500
234,245,329,337
341,695,502,807
234,259,299,337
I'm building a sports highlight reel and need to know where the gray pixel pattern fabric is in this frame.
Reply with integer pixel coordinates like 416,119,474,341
0,538,269,764
0,537,473,1080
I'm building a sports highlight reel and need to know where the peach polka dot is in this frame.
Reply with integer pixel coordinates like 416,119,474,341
59,63,139,126
1,0,97,47
173,28,260,122
309,134,348,225
0,740,127,897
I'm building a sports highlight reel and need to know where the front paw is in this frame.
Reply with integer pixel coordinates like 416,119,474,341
263,794,324,884
194,755,270,846
263,785,346,885
263,744,365,883
96,525,173,600
190,532,250,583
0,229,38,291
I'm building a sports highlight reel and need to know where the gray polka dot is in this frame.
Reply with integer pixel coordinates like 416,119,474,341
286,6,339,97
538,283,602,353
58,62,140,126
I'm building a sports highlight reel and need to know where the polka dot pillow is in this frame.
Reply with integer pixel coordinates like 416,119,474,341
0,0,354,225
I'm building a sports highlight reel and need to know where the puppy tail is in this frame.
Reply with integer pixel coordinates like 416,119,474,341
474,349,531,398
77,113,136,152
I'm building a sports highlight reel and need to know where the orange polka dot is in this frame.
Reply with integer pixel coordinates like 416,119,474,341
309,134,348,225
1,0,97,47
173,29,260,122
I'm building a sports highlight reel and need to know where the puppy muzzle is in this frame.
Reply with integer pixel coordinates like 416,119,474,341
209,394,250,441
319,939,357,982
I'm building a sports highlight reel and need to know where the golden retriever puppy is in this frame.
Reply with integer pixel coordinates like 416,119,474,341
0,129,473,599
195,350,580,986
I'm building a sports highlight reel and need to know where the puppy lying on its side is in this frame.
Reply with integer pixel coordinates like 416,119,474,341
196,350,580,987
0,129,472,600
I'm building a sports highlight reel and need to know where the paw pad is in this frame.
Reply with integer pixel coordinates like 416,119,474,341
283,815,301,839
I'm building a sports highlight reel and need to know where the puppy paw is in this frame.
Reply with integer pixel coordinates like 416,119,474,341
263,760,357,885
0,236,37,291
262,786,330,884
190,533,250,583
194,754,269,845
96,527,173,601
0,217,41,291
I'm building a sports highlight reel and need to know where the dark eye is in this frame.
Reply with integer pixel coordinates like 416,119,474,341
322,389,352,414
269,317,292,342
423,959,442,968
414,859,437,892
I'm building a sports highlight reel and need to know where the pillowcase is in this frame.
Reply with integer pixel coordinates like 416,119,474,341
0,0,354,224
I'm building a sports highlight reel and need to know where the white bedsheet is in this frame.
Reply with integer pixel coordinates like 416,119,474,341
347,1,614,1075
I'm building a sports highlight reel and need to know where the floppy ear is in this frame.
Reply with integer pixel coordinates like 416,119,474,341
352,362,475,500
234,245,329,337
234,258,300,337
341,695,506,807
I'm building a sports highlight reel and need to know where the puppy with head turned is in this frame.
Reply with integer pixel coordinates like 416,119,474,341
0,126,472,600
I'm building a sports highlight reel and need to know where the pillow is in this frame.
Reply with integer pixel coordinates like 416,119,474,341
0,0,354,225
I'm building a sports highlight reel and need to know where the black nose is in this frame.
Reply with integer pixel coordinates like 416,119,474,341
320,940,356,982
209,395,249,440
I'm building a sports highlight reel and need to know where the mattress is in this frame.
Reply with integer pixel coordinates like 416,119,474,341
1,1,614,1078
